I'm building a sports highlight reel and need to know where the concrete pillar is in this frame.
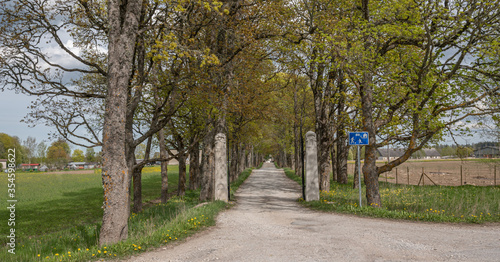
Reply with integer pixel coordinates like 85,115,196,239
305,131,319,201
214,133,228,202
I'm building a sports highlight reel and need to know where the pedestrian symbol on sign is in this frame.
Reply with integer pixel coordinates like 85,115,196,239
348,132,369,146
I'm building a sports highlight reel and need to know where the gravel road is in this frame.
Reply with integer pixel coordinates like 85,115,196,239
123,163,500,262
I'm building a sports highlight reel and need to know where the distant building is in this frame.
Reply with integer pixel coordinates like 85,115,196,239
19,163,40,171
422,148,441,159
377,148,441,160
67,162,99,169
473,146,500,158
377,148,406,161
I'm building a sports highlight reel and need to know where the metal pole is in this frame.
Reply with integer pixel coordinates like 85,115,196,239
407,166,409,185
300,125,305,200
460,165,463,186
358,146,362,207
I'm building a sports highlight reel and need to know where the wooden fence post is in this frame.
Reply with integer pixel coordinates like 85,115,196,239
460,165,463,186
422,167,425,186
407,166,409,185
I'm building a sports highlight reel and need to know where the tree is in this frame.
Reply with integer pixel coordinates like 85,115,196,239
0,133,26,165
85,148,96,162
135,143,147,160
23,136,37,164
36,142,47,164
456,147,474,159
47,139,71,169
72,149,85,162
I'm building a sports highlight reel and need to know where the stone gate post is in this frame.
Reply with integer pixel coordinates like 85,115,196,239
214,133,228,202
305,131,320,201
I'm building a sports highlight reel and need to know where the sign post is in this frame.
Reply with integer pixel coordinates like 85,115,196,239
349,132,369,207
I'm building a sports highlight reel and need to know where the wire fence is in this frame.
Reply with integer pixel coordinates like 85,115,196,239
348,160,498,186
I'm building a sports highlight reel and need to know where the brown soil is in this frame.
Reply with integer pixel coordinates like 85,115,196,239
349,160,499,186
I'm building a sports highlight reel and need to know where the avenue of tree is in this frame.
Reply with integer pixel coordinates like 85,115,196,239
1,0,500,245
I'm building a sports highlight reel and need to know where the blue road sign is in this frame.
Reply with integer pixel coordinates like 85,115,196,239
349,132,369,145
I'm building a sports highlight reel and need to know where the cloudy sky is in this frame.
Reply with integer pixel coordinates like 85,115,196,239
0,88,55,144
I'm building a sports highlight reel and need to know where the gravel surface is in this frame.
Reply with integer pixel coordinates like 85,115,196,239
123,163,500,262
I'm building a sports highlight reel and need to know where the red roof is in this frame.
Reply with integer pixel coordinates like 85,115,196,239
20,163,40,166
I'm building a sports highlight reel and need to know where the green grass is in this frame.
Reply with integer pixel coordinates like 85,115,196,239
0,165,253,262
284,168,500,223
473,158,500,164
229,168,253,200
284,168,302,186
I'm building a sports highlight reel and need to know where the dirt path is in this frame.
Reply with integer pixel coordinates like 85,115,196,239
123,163,500,262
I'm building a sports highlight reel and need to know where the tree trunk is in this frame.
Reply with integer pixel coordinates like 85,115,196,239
132,137,151,213
359,0,381,208
239,144,245,174
177,151,186,196
246,148,251,169
188,139,200,190
310,54,334,192
317,126,332,191
158,129,169,203
199,130,215,201
361,72,381,207
336,68,348,184
331,144,337,182
293,83,302,176
99,0,142,245
132,166,142,213
230,143,238,182
336,130,349,184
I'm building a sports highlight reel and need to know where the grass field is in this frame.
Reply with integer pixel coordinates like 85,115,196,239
284,167,500,223
0,166,253,262
0,166,180,243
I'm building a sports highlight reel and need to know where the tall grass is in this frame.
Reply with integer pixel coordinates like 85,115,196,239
284,168,500,223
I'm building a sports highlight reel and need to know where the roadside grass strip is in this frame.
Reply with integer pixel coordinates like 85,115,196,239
284,168,500,223
0,166,253,262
